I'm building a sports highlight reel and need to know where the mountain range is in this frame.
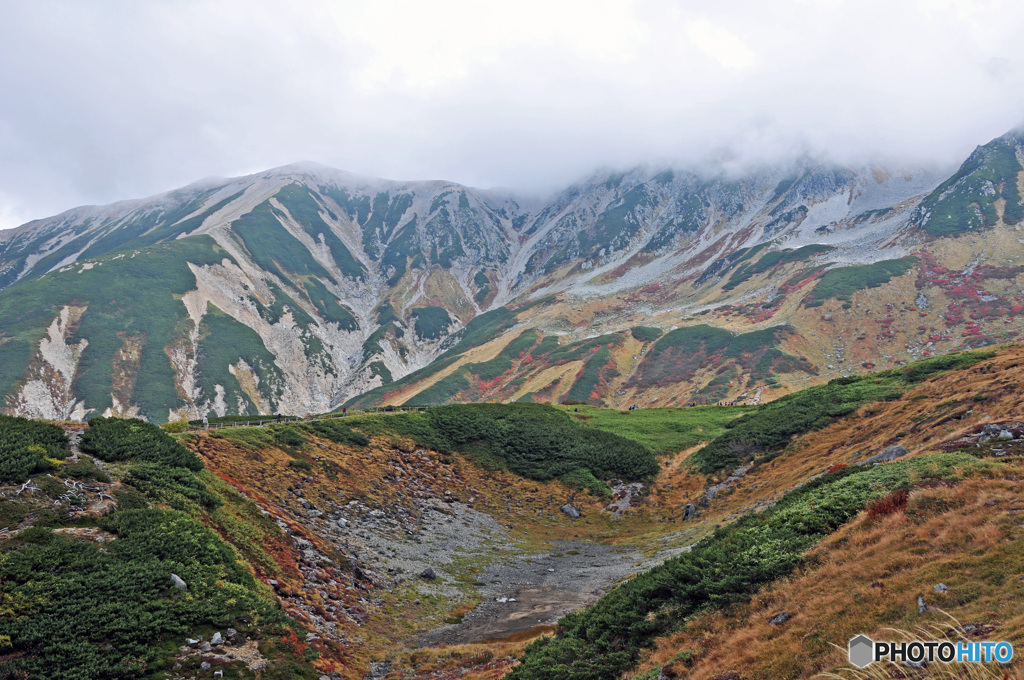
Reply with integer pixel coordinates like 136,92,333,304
1,128,1022,422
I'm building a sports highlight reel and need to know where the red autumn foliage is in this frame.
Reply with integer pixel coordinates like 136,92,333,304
865,489,909,520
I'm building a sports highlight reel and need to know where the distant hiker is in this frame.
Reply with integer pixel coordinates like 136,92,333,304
342,407,347,417
276,413,282,422
202,415,208,430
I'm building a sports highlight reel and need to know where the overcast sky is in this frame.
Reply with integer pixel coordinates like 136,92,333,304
2,0,1024,229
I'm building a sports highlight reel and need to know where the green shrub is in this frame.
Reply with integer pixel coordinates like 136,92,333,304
411,306,454,340
123,464,221,511
270,426,307,449
80,418,202,471
805,257,917,304
559,469,612,496
0,415,70,483
422,403,658,482
722,244,833,290
300,420,369,447
348,404,659,484
630,326,663,343
62,458,110,483
0,508,285,679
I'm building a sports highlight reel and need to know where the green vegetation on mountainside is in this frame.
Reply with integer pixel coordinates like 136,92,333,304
803,257,918,305
914,129,1024,236
0,236,227,420
81,417,203,470
0,415,70,483
508,453,989,680
412,329,542,404
410,306,454,341
0,509,293,680
233,199,335,283
345,403,658,491
690,350,994,474
722,244,833,291
629,324,813,396
0,416,321,680
271,184,366,280
196,306,286,414
570,405,753,456
345,306,521,408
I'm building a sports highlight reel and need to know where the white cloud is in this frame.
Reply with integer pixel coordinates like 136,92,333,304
0,0,1023,228
684,19,756,70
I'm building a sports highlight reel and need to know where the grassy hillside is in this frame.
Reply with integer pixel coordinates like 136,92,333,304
689,350,993,474
564,405,753,456
508,453,988,680
0,417,326,679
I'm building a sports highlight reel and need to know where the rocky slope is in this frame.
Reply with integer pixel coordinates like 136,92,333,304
1,130,1022,422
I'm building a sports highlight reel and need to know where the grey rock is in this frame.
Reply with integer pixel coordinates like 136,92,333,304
200,642,212,653
420,567,437,580
861,445,909,466
682,503,698,521
983,424,1002,436
226,628,237,641
200,661,211,671
999,430,1014,440
186,638,200,648
933,583,949,593
169,573,187,591
917,595,927,614
561,503,581,519
211,631,223,646
769,611,790,625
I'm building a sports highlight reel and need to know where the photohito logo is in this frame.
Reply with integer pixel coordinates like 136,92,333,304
848,635,1014,668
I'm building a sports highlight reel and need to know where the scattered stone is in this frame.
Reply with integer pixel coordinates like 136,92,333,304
560,503,581,519
170,573,187,591
226,628,237,641
200,642,212,653
934,583,949,594
186,638,200,648
682,503,698,521
999,430,1014,440
420,567,437,580
211,631,223,646
917,595,927,614
769,611,790,625
861,445,909,466
200,661,211,671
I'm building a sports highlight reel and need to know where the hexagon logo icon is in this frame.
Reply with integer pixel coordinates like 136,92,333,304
848,634,874,669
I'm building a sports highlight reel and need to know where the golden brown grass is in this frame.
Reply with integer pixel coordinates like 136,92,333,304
629,465,1024,680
